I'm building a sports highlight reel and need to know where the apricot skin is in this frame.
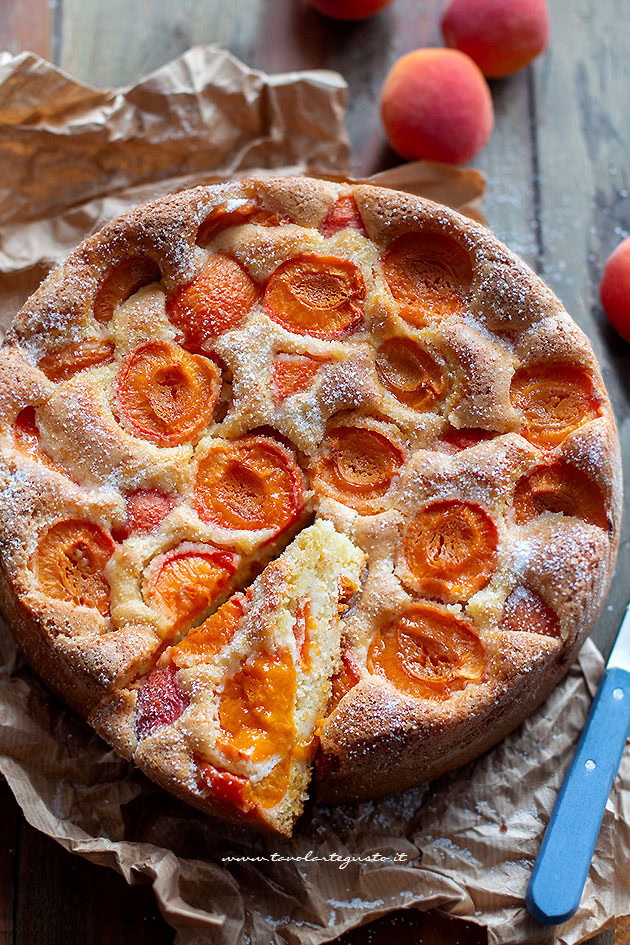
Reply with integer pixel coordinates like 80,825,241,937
441,0,550,79
600,238,630,343
308,0,393,20
381,49,494,165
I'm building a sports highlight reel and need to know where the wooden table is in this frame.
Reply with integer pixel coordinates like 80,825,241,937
0,0,628,942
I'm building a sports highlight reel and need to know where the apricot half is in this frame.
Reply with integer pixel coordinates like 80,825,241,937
376,337,446,409
167,254,259,344
401,500,497,602
265,254,365,339
94,256,161,323
383,232,472,327
513,461,609,530
125,490,176,535
134,664,190,741
33,519,115,616
367,601,486,700
218,647,295,766
170,595,244,669
13,407,60,471
144,544,238,636
311,425,404,512
117,340,220,446
510,364,600,449
196,201,288,247
272,353,324,401
381,48,493,164
194,435,304,534
38,340,115,382
320,195,367,237
501,586,560,638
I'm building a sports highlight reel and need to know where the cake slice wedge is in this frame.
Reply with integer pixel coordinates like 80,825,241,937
90,519,365,835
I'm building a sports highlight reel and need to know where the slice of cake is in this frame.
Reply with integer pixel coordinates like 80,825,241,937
91,519,365,834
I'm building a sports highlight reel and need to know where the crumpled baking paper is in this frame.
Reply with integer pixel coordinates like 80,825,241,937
0,46,627,945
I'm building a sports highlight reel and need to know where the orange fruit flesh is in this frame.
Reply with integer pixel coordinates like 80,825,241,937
513,461,608,530
320,195,367,237
265,254,365,338
38,340,115,382
117,340,220,446
367,602,486,700
376,337,445,409
272,354,324,400
210,647,296,811
383,232,472,327
402,500,498,602
196,201,289,246
33,519,115,616
510,364,601,448
94,256,161,323
314,426,403,510
194,436,303,533
501,587,560,638
144,545,238,636
167,253,260,344
170,596,244,669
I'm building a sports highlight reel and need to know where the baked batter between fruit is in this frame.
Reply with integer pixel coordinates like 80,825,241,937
0,178,621,835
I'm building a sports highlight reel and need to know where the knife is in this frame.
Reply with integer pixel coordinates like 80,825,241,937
526,602,630,925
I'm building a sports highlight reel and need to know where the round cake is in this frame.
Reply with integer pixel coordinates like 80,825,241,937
0,177,621,836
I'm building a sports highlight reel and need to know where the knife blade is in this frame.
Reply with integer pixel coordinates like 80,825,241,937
526,602,630,925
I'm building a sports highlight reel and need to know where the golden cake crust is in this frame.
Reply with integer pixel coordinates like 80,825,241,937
0,176,621,827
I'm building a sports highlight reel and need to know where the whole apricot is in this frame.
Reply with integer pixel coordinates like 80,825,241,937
441,0,550,79
381,48,493,164
600,237,630,342
308,0,393,19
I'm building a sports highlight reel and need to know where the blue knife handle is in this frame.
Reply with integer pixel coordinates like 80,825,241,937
527,665,630,925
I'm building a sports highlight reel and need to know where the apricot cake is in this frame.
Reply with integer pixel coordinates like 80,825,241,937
0,177,621,834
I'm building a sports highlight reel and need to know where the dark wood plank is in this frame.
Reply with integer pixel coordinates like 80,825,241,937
0,784,18,945
57,0,265,88
531,0,630,659
11,796,173,945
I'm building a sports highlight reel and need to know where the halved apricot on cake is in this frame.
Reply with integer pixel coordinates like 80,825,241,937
501,586,560,638
272,353,325,400
375,337,446,409
367,601,486,700
265,254,365,338
143,543,239,637
12,407,60,472
310,422,404,513
38,340,115,382
383,232,472,327
196,201,288,246
116,340,220,446
194,434,304,534
510,363,601,448
125,490,176,535
167,253,260,344
513,460,609,529
32,519,115,616
134,664,190,741
320,195,367,237
399,499,497,602
94,257,161,323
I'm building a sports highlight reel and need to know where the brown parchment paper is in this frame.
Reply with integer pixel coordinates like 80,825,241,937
0,47,627,945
